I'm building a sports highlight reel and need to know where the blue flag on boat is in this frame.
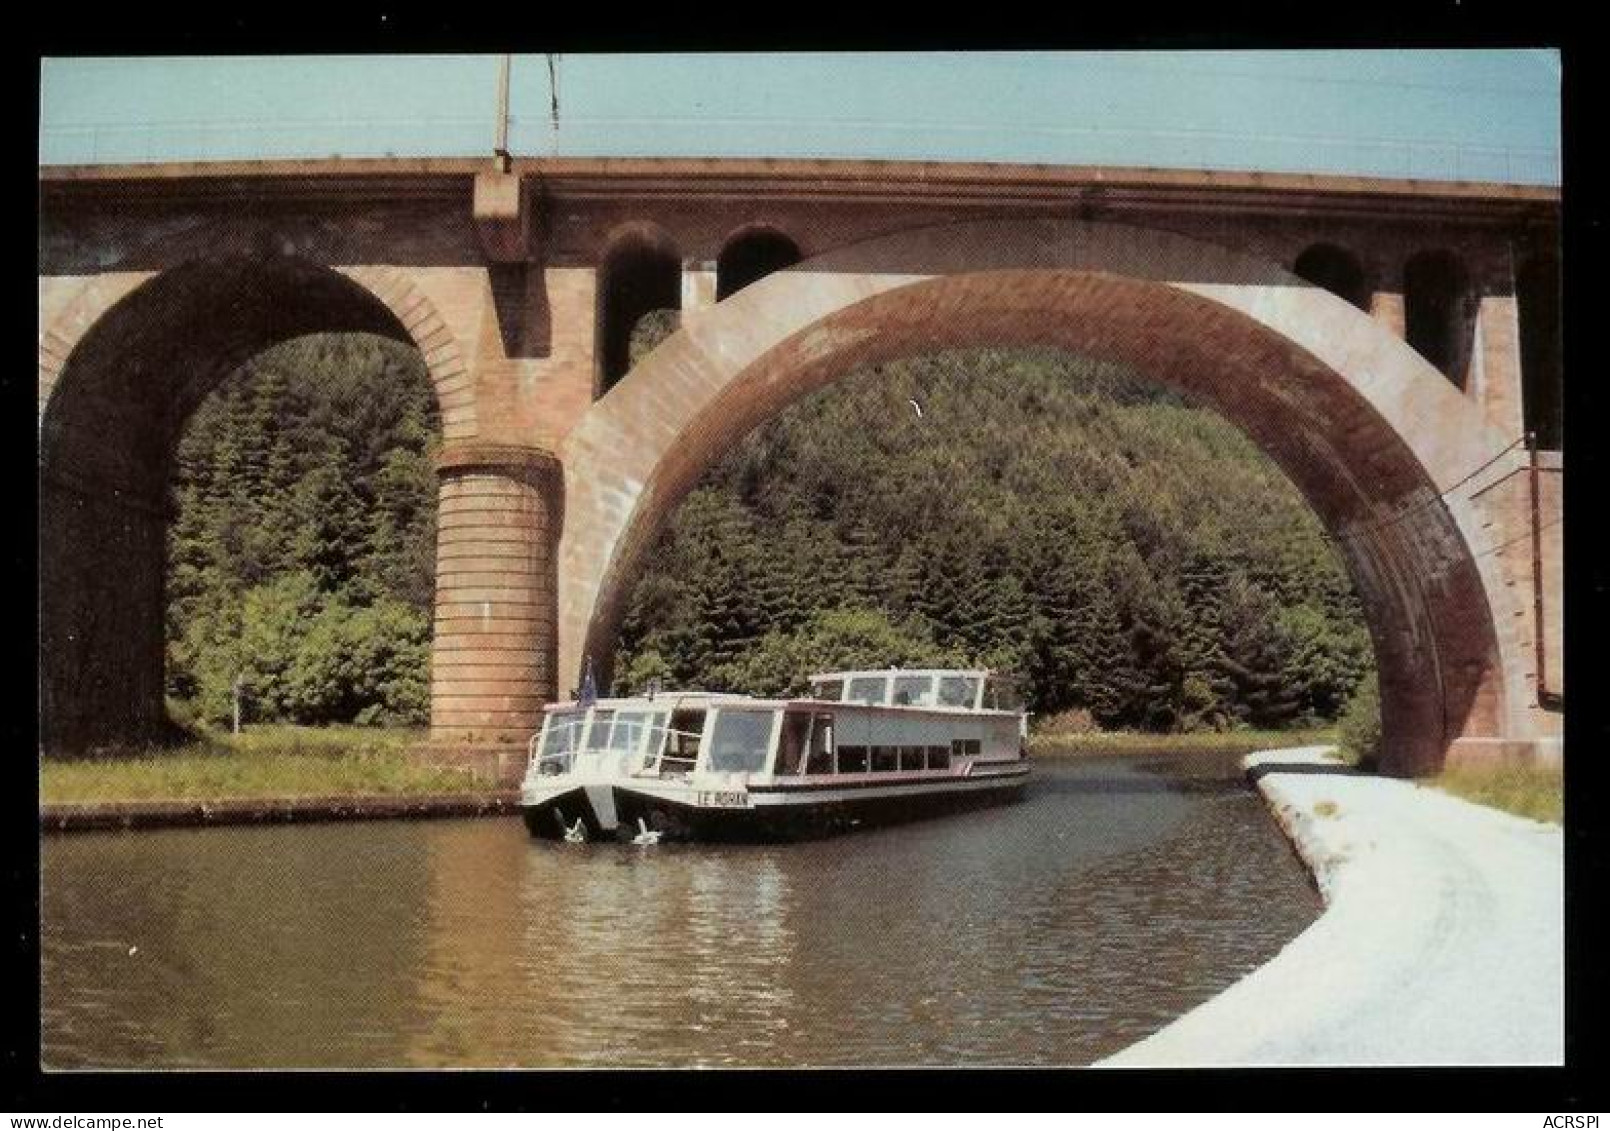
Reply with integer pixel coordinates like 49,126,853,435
578,656,598,707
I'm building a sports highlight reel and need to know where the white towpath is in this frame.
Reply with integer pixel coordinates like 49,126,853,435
1100,746,1563,1067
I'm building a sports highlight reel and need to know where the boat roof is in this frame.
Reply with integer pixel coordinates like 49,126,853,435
808,668,1014,682
541,692,1021,719
542,690,771,713
540,668,1024,715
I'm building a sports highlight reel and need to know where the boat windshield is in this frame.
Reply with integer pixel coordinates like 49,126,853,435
608,710,651,760
846,675,887,705
537,710,585,773
891,674,936,706
704,708,776,774
585,709,615,752
811,678,844,702
937,675,980,708
984,677,1024,712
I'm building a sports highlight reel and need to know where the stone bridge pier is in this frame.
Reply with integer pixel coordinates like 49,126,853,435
428,444,562,746
38,160,1562,774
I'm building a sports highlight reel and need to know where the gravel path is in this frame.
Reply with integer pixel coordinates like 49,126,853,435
1100,746,1563,1067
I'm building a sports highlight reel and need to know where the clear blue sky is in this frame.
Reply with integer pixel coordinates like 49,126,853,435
39,52,1560,184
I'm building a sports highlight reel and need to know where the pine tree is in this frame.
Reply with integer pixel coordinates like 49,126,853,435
1215,576,1303,728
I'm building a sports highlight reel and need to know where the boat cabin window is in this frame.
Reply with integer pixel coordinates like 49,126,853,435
984,678,1023,712
926,745,950,770
608,711,650,758
776,711,812,775
585,709,615,752
937,675,980,709
847,676,888,705
662,708,706,771
643,711,670,770
812,678,844,703
892,675,936,706
899,745,925,771
806,716,835,774
538,710,584,770
837,745,869,773
871,746,898,773
951,738,982,760
705,709,776,774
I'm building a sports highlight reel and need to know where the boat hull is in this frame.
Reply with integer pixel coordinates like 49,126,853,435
522,772,1028,843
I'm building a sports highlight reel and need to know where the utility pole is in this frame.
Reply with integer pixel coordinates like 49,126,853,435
547,53,561,157
232,675,243,735
493,53,512,172
1527,430,1563,711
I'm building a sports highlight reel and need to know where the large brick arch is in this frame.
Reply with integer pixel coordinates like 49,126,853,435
38,255,470,752
558,218,1529,776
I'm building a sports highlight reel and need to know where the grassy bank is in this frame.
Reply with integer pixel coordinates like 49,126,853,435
40,726,487,806
1028,727,1339,759
1424,762,1563,825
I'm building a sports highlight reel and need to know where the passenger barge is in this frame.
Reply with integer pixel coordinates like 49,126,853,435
520,669,1030,842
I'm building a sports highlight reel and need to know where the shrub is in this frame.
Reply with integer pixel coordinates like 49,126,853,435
1337,675,1381,769
1034,708,1100,735
616,648,673,697
171,577,431,728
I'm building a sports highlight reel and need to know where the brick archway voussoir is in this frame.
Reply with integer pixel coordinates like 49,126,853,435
40,265,478,443
38,274,155,421
337,265,477,440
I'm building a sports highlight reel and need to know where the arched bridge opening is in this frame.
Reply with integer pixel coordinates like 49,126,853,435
717,227,802,301
608,343,1379,740
561,224,1526,776
39,255,456,754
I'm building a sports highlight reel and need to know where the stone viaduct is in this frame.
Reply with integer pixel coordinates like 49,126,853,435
38,158,1563,775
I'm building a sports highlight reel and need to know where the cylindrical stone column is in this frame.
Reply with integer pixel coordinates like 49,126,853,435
430,443,562,746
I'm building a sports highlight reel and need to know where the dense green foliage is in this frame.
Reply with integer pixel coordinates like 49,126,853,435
165,335,439,728
1337,676,1383,768
166,334,1372,736
615,349,1374,731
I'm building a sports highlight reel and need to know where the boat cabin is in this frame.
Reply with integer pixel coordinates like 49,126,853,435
529,669,1027,785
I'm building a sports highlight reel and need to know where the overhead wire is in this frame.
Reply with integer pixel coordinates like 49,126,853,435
1339,433,1529,541
1475,515,1562,560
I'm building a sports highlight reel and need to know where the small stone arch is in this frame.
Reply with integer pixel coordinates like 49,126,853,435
1403,249,1477,390
1515,251,1562,450
595,222,683,395
716,225,802,301
1293,242,1369,311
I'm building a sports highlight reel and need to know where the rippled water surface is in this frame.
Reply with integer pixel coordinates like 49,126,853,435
42,752,1319,1067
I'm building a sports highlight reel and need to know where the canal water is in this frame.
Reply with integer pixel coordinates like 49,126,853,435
41,752,1320,1068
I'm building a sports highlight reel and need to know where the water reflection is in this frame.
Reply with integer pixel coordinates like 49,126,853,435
42,823,434,1068
42,753,1319,1068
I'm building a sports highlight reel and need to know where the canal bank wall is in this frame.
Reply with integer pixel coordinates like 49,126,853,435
1099,745,1564,1067
41,791,521,833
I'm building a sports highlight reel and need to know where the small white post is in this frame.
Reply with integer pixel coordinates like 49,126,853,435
232,675,243,736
